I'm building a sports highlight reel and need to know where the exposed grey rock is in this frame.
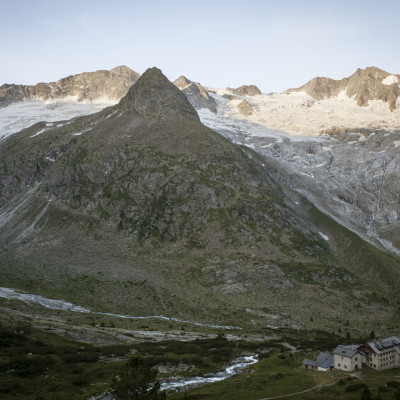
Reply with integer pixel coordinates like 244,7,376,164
0,65,140,104
227,85,262,96
173,75,193,89
222,94,240,101
286,66,400,111
232,126,400,254
173,76,217,113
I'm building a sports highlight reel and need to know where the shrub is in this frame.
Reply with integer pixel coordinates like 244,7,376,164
345,383,367,392
377,385,389,393
111,356,166,400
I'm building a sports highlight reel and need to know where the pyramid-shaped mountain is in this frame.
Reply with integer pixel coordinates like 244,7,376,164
1,68,399,332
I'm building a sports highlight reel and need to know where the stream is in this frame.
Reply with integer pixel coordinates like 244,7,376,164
160,354,258,391
0,286,240,330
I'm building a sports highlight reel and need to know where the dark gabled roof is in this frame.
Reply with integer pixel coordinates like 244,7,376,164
303,358,316,367
318,354,334,369
333,345,359,358
303,352,334,369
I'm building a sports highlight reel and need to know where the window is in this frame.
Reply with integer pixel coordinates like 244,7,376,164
344,365,347,369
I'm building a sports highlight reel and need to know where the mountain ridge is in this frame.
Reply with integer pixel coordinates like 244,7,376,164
1,66,400,335
286,66,400,111
2,67,396,333
0,65,140,105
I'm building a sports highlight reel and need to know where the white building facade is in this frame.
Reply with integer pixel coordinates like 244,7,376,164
333,345,364,371
359,336,400,371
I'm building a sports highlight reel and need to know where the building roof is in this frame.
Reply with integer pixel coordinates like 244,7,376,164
303,352,334,369
303,358,316,367
367,335,400,355
333,344,360,358
317,353,334,369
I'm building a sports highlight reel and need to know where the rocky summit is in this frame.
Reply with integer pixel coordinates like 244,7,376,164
0,65,140,105
173,75,217,113
237,99,253,116
227,84,262,96
287,66,400,111
0,67,400,335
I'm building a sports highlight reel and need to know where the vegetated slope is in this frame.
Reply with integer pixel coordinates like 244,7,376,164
286,66,400,111
0,68,399,334
0,65,140,105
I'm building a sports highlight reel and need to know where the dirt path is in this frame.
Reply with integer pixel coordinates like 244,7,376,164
257,381,338,400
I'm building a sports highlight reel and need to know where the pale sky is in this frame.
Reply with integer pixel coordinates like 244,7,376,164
1,0,399,93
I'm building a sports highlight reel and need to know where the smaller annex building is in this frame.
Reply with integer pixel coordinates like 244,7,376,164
302,352,334,371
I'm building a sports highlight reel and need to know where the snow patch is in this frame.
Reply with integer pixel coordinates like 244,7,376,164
382,75,399,86
319,232,329,241
206,85,400,136
0,100,110,141
30,129,46,138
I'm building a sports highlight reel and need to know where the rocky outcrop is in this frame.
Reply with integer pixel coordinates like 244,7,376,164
227,85,262,96
237,100,253,116
0,65,140,104
287,77,348,100
173,75,193,89
173,76,217,113
287,66,400,111
222,94,240,101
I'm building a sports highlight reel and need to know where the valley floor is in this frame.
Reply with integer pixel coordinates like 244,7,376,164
1,296,400,400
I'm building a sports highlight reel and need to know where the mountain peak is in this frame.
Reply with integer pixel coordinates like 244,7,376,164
118,67,199,120
227,85,262,96
287,66,400,111
173,75,192,89
110,65,134,73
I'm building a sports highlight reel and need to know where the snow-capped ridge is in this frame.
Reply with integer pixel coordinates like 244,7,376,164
287,66,400,111
0,65,140,105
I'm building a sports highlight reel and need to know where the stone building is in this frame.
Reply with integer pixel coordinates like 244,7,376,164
358,336,400,371
333,345,364,371
302,352,334,371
